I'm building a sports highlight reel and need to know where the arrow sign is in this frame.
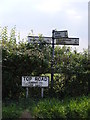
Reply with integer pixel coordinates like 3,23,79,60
56,38,79,45
54,30,68,39
28,36,52,44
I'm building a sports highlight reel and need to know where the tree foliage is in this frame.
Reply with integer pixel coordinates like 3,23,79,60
53,46,89,97
1,26,89,99
1,27,51,99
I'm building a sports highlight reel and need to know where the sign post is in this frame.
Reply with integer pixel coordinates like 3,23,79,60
26,87,28,98
22,76,49,98
51,30,79,89
41,88,44,98
51,30,55,89
26,31,79,97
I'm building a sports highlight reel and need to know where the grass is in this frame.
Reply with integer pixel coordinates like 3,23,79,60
2,95,90,119
2,98,36,118
3,102,22,118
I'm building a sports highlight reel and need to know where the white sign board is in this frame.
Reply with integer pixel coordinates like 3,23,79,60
54,30,68,39
56,38,79,45
28,36,52,44
22,76,49,87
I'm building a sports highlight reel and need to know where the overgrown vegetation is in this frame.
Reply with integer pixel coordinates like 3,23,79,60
1,26,89,99
32,95,90,119
2,98,36,118
1,26,90,119
2,95,90,119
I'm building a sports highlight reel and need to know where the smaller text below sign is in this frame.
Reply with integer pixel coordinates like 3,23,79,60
22,76,49,87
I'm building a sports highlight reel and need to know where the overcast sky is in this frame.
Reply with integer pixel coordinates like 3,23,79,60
0,0,89,52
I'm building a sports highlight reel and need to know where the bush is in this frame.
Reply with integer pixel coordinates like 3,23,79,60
67,97,89,118
32,98,66,119
2,95,90,119
1,26,89,99
2,103,22,118
32,95,90,119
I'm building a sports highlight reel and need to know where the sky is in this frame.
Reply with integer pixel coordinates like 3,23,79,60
0,0,89,52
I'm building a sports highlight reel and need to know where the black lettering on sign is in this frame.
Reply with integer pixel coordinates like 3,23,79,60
23,76,26,81
35,76,48,81
43,77,45,81
35,77,37,81
29,76,32,81
41,77,43,81
44,77,47,81
28,81,31,84
38,77,41,81
42,77,44,81
35,77,40,81
26,76,29,81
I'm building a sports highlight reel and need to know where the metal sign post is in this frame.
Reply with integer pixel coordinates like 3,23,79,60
51,30,55,89
51,30,79,89
26,87,28,98
41,88,44,98
51,30,69,89
24,30,79,97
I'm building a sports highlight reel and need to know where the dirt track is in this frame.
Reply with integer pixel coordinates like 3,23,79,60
20,109,36,119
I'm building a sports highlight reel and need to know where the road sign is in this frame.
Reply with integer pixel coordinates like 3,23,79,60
22,76,49,87
54,30,68,39
56,38,79,45
28,36,52,44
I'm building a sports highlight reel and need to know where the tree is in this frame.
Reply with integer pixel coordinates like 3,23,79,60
1,26,89,99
